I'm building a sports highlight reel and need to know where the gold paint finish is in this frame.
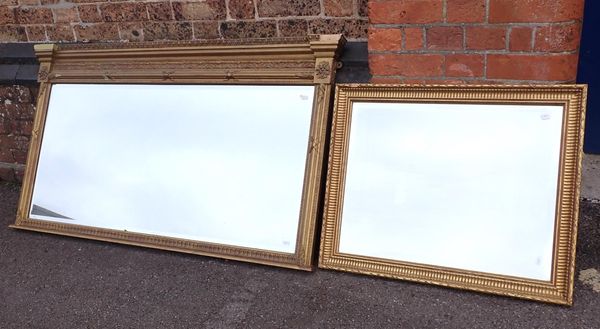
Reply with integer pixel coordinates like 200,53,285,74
12,35,345,271
319,84,587,305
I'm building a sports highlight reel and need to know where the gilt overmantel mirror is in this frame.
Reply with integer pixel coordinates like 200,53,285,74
319,84,587,304
12,35,345,270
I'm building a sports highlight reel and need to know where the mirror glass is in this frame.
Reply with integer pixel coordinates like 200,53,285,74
339,102,564,280
30,84,315,253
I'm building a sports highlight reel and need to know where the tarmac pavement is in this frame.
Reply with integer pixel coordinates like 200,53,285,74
0,156,599,329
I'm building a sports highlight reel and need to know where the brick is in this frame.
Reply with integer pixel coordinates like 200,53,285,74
1,104,35,122
47,24,75,41
370,0,443,24
53,7,79,23
142,22,169,40
466,26,506,50
370,76,407,83
16,7,53,24
14,166,24,182
0,89,15,103
369,54,444,77
0,167,16,182
74,23,119,42
15,120,33,136
0,86,32,103
324,0,354,17
78,5,102,23
509,27,532,51
26,25,47,42
25,87,37,104
429,78,466,84
143,21,193,40
66,0,106,3
147,2,173,21
12,149,28,164
193,21,220,39
358,0,367,16
489,0,584,23
100,3,147,22
220,20,277,39
309,19,367,39
119,22,143,42
278,19,308,37
257,0,320,17
41,0,59,4
0,116,13,136
534,23,581,52
0,26,27,42
447,0,485,23
173,1,226,20
18,0,38,5
427,26,463,50
5,106,29,121
487,54,578,80
12,135,29,151
229,0,255,19
0,135,29,163
0,146,15,163
0,7,16,25
404,27,423,50
368,28,402,52
445,54,484,77
0,108,33,135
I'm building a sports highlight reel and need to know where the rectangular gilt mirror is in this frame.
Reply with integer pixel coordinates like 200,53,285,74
12,35,345,270
319,84,587,304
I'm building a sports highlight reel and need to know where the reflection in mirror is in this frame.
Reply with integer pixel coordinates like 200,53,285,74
339,102,563,281
30,84,315,253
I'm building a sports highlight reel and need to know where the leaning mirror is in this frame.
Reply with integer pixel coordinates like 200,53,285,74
319,84,587,304
12,36,345,270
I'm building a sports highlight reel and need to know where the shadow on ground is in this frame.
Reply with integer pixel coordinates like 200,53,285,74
1,182,599,329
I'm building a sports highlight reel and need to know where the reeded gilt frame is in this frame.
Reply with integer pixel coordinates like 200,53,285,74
319,84,587,304
11,35,345,271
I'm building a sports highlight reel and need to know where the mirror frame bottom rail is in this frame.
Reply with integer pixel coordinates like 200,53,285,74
11,219,302,269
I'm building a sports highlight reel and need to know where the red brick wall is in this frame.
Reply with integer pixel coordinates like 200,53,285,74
368,0,585,84
0,84,36,182
0,1,370,183
0,0,368,42
0,1,589,183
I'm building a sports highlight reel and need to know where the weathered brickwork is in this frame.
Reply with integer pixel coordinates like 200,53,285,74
0,84,35,182
368,0,584,84
0,0,588,183
0,0,369,42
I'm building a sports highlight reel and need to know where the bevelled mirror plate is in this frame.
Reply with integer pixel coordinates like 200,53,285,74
319,84,587,304
30,84,313,253
12,36,345,270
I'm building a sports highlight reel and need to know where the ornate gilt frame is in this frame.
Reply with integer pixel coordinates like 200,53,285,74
319,84,587,304
11,35,345,271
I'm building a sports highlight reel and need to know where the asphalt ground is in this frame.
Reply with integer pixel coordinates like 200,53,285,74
1,181,599,329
